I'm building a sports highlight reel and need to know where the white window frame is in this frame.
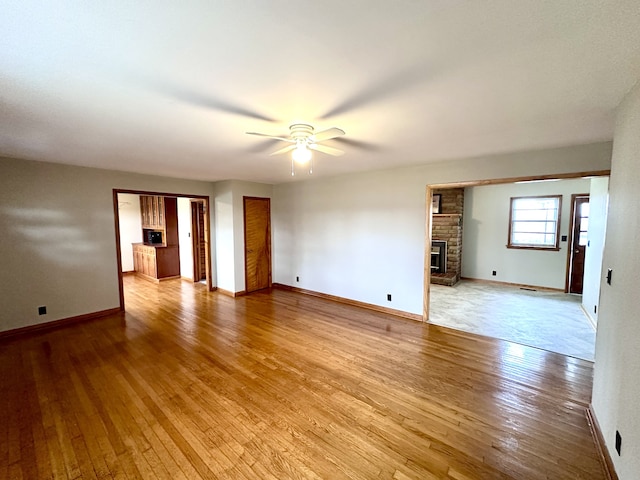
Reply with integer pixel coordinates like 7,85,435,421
507,195,562,251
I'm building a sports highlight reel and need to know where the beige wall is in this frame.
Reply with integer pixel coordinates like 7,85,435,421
0,158,216,332
592,79,640,479
213,180,273,293
273,142,612,315
461,178,592,289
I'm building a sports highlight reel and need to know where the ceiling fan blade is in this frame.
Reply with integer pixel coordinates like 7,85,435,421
246,132,293,142
247,138,282,153
147,80,276,122
269,144,297,156
320,64,432,119
333,137,380,151
312,127,345,142
309,144,344,156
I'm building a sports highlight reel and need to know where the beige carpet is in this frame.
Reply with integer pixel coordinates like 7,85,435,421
428,280,596,361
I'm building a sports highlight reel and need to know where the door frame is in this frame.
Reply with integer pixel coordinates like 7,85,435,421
190,200,207,283
565,193,590,294
243,196,272,293
112,189,213,311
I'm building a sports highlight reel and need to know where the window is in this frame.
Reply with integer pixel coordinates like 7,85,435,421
508,195,562,250
577,201,589,246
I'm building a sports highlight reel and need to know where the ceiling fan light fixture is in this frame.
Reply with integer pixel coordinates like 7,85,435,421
292,142,312,163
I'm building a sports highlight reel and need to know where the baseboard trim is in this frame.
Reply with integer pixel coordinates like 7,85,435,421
0,307,122,342
133,272,181,283
460,277,564,293
217,288,246,298
273,283,422,322
581,304,598,330
586,404,618,480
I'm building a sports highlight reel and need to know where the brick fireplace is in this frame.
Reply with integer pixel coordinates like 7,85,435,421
431,188,463,286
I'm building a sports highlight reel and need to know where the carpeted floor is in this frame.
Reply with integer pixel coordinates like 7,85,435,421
428,280,596,361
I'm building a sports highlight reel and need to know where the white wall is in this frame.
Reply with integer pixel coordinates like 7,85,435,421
117,193,142,272
592,80,640,479
273,142,612,315
0,158,216,333
461,178,591,289
214,181,235,292
213,180,273,293
581,177,609,325
177,197,194,281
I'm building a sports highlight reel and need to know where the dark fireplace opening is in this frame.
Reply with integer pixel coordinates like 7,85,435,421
431,240,447,274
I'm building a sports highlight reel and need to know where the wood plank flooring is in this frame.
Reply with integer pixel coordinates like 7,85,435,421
0,276,606,479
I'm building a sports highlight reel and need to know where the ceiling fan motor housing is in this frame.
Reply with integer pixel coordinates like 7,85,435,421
290,124,315,142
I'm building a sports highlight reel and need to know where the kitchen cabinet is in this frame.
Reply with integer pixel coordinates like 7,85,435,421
140,195,165,230
133,196,180,281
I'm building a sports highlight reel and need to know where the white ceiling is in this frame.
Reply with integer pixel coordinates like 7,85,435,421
2,1,640,184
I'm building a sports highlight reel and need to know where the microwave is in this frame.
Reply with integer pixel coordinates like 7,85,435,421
147,230,163,245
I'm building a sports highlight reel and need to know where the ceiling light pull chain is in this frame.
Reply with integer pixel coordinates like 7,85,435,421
291,157,295,176
309,155,313,175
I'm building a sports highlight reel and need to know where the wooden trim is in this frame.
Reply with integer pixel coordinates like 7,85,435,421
133,273,181,283
113,190,126,311
506,245,561,251
0,307,121,342
113,189,215,304
274,283,423,322
217,288,247,298
112,188,209,200
423,185,435,321
586,404,619,480
460,277,565,293
203,198,213,292
427,170,610,190
243,196,272,293
565,193,590,293
158,275,181,282
424,169,610,322
191,201,199,282
580,304,598,330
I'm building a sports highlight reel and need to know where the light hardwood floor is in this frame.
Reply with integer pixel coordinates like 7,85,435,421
0,276,606,479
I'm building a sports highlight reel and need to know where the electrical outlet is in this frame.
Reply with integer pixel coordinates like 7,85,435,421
387,294,392,302
38,306,47,315
615,430,622,456
492,270,497,276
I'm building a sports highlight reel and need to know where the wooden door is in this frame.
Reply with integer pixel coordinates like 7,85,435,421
191,201,207,282
243,197,271,293
568,195,589,294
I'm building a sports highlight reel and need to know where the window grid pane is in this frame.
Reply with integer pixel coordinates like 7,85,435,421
510,196,560,248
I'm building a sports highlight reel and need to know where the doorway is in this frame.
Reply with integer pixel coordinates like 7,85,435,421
243,196,272,293
567,194,589,294
112,189,212,310
191,200,207,283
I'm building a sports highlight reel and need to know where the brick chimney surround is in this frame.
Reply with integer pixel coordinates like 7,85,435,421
431,188,463,286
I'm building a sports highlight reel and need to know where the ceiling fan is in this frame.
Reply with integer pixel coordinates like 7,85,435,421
246,123,345,175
